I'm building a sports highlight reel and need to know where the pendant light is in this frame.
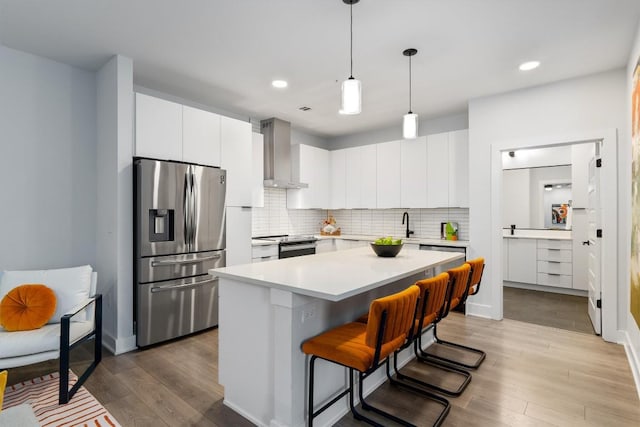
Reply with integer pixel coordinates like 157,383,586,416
340,0,361,115
402,48,418,139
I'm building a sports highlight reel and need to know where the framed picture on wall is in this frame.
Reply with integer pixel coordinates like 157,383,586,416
551,203,569,225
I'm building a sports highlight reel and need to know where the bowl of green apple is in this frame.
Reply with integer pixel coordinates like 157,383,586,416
370,237,403,257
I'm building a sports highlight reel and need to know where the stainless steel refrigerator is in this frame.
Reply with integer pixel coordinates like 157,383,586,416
134,158,226,347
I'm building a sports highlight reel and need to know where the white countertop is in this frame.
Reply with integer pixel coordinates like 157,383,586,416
502,229,572,240
212,246,464,301
315,234,469,248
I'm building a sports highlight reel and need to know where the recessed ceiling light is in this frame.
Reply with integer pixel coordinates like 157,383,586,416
272,80,288,88
519,61,540,71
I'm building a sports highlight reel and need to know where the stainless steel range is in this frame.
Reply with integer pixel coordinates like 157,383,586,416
254,235,318,259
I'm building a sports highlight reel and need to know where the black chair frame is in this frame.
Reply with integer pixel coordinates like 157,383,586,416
307,307,450,427
59,294,102,404
420,264,487,370
391,289,472,396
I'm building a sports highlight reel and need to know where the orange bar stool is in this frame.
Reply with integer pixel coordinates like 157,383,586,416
422,260,487,369
390,272,472,396
302,285,450,427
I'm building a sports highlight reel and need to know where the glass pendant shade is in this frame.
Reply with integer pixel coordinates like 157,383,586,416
340,77,361,115
403,112,418,139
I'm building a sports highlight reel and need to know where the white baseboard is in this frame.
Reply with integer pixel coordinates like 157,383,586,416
622,330,640,399
465,302,494,319
223,398,272,427
102,331,137,355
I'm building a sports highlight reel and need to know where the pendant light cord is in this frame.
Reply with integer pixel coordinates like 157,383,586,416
408,54,412,113
349,1,354,79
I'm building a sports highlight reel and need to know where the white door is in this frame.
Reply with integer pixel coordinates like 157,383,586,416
587,144,602,334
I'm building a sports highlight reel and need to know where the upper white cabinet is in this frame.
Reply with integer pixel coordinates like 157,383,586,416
287,144,330,209
345,145,377,208
449,129,469,207
426,133,449,207
426,130,469,208
330,149,346,209
220,116,252,207
182,105,221,166
135,93,222,167
252,133,264,208
135,93,183,161
400,137,427,208
376,141,401,208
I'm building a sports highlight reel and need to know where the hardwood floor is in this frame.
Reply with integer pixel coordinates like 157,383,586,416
6,314,639,426
503,286,594,334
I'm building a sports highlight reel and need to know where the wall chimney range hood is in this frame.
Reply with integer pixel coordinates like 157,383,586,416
260,118,308,189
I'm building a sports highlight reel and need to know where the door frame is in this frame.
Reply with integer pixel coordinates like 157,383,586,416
489,128,618,342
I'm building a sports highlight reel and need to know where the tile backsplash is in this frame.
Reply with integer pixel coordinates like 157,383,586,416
251,188,469,240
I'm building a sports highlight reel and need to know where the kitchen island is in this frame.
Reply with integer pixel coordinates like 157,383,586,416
211,247,464,427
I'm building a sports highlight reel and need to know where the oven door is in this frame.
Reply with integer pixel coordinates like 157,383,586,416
279,243,316,259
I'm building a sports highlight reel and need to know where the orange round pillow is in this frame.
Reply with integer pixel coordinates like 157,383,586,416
0,284,57,331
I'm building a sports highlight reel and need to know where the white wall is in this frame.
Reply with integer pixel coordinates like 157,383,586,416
96,55,136,354
0,45,97,271
468,69,626,322
502,145,572,169
327,112,468,150
625,21,640,395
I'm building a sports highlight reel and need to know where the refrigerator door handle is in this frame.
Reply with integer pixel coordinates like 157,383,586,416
150,254,222,267
150,277,218,293
190,167,197,249
183,169,191,251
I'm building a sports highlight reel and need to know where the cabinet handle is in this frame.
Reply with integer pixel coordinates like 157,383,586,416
582,240,590,246
546,248,561,251
546,261,561,264
546,273,561,276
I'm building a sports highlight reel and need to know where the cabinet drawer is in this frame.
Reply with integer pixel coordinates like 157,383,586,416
537,260,572,275
252,254,279,263
537,239,572,250
537,273,572,288
252,244,278,259
537,248,572,262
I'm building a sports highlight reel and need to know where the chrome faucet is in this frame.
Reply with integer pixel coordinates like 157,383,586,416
402,212,414,239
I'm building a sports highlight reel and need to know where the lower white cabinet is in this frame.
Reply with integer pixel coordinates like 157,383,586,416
252,244,279,263
506,238,537,284
504,237,575,290
335,239,368,251
226,206,252,266
316,239,336,253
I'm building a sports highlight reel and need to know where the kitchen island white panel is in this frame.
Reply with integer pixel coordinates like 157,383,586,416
212,248,464,427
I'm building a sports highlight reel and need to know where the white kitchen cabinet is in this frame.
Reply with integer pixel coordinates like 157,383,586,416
426,132,449,208
449,129,469,207
316,239,336,253
506,238,537,284
135,93,182,161
426,130,469,208
503,238,509,280
400,137,427,208
252,243,278,263
221,116,252,207
287,144,330,209
360,145,377,208
252,133,264,208
571,143,594,209
345,146,377,208
376,140,401,208
182,105,221,166
335,238,367,251
330,149,346,209
226,206,252,266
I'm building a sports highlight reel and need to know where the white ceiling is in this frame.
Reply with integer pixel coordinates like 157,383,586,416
1,0,639,138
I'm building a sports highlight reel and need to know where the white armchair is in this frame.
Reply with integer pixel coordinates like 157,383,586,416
0,265,102,404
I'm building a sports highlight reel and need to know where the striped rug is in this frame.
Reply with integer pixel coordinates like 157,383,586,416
3,371,120,427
